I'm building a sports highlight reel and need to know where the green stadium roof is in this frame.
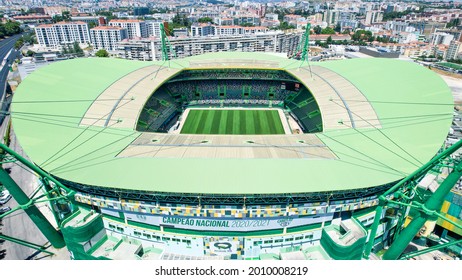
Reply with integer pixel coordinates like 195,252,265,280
11,53,453,195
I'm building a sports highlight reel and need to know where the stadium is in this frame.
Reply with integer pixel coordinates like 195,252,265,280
9,52,454,260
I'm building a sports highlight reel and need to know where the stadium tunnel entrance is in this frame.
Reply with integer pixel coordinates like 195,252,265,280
136,69,323,134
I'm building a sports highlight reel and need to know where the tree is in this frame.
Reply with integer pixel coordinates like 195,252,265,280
96,11,118,21
313,25,322,35
326,36,333,45
352,30,373,42
73,41,84,56
88,21,97,29
321,27,335,35
278,21,295,30
95,49,109,57
334,23,341,33
198,17,213,24
447,18,460,28
4,21,21,36
26,50,35,57
52,14,63,23
172,13,190,28
62,11,71,22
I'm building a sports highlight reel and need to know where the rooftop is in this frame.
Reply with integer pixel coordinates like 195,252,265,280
91,26,125,30
11,53,453,195
110,19,144,23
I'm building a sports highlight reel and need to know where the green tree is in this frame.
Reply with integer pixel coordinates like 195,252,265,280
334,23,341,33
26,50,35,57
352,30,373,42
88,21,97,29
73,42,84,56
326,36,333,45
96,11,118,22
4,21,21,36
52,14,63,23
321,27,335,34
15,38,23,49
198,17,213,23
172,13,190,28
22,33,36,44
447,18,460,28
278,21,295,30
62,11,71,21
313,25,322,34
95,49,109,57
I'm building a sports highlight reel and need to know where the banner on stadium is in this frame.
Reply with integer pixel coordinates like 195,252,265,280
124,212,333,232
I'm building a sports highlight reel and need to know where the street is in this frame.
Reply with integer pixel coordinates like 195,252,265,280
0,34,69,260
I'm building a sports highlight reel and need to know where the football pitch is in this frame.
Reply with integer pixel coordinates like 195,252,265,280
180,109,285,135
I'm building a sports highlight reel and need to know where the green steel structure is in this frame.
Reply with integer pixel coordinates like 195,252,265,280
160,22,176,61
1,52,459,260
294,23,311,62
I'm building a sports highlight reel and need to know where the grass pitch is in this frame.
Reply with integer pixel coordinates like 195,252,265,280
180,109,285,135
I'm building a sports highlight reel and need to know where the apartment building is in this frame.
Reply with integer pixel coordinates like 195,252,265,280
365,11,383,25
35,21,90,47
191,24,269,37
109,19,147,39
90,26,128,51
446,40,461,60
116,31,302,61
146,20,164,37
432,32,455,46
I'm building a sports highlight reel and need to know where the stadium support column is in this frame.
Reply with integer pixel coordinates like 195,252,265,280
0,168,66,248
382,161,462,260
160,23,169,61
363,203,383,259
300,23,311,62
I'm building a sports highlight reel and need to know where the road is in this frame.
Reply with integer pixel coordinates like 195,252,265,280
0,34,21,126
0,34,69,260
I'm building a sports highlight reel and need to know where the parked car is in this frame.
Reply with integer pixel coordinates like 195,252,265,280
0,206,11,214
0,190,9,198
0,195,11,205
0,190,11,205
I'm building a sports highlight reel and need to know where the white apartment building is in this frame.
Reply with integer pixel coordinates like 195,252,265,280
191,24,269,37
191,23,216,37
446,40,461,60
35,21,91,47
265,13,279,21
90,26,128,51
116,31,302,61
365,11,383,25
215,25,269,36
109,19,147,39
146,20,164,37
431,32,455,46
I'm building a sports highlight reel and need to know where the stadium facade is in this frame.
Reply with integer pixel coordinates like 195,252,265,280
11,53,453,260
